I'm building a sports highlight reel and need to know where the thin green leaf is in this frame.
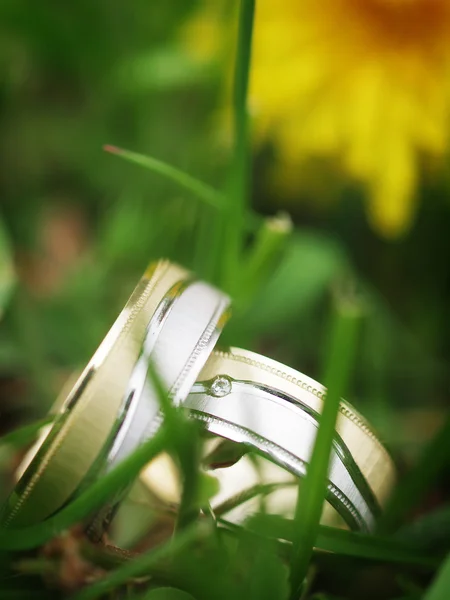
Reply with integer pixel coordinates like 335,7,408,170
290,297,363,598
221,0,255,292
215,481,297,518
103,146,223,209
196,472,220,507
0,417,53,449
145,360,202,532
174,421,202,532
237,212,292,307
423,553,450,600
246,515,439,569
378,413,450,533
315,528,438,570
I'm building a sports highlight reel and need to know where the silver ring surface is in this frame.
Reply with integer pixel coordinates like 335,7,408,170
182,348,396,532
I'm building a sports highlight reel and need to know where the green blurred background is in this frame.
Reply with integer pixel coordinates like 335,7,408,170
0,0,449,504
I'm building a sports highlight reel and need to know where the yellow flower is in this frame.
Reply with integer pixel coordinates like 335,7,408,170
183,0,450,237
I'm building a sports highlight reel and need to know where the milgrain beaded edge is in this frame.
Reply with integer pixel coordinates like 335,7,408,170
190,411,367,531
211,350,392,464
170,299,230,402
134,299,230,443
4,261,171,527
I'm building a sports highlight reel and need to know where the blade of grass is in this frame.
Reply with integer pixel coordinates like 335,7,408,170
72,523,208,600
238,213,292,308
0,428,166,551
245,515,439,569
221,0,255,291
145,360,179,430
377,413,450,534
173,423,201,532
214,481,297,518
290,297,362,598
0,417,53,449
103,145,223,210
423,553,450,600
314,527,438,570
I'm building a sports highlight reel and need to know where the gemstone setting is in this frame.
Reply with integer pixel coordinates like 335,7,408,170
209,375,232,398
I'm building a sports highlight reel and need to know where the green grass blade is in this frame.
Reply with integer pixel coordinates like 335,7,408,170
377,413,450,534
172,419,202,532
290,297,362,598
0,429,166,550
238,213,292,308
214,481,297,518
145,360,201,532
315,527,438,570
221,0,255,291
103,145,223,209
423,553,450,600
246,515,439,569
0,417,53,449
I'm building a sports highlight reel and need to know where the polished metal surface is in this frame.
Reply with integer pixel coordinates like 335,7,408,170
1,266,395,538
187,380,372,530
1,261,230,528
181,347,397,532
105,280,230,470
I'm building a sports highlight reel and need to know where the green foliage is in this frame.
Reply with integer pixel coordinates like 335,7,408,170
423,554,450,600
0,416,53,449
290,298,363,597
0,218,16,320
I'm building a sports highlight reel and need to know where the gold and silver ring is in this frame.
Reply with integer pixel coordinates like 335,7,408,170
1,261,230,528
184,348,396,532
0,260,395,536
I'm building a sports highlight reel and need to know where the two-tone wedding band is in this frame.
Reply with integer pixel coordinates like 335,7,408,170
182,347,396,532
1,260,230,529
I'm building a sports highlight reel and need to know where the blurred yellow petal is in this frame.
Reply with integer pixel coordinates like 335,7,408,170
343,65,386,179
185,0,450,237
368,140,417,237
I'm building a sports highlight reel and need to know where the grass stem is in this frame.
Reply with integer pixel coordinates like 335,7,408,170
221,0,255,292
289,297,362,598
103,145,223,209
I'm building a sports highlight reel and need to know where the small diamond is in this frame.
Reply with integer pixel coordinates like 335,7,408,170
210,375,232,398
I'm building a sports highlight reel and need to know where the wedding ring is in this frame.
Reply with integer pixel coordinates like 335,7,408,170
182,347,396,532
1,260,230,528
